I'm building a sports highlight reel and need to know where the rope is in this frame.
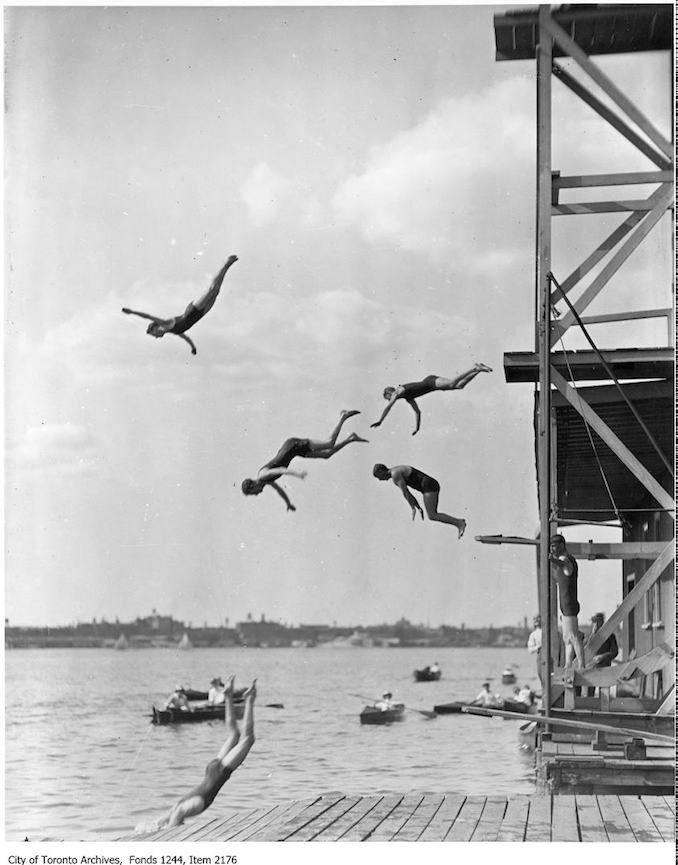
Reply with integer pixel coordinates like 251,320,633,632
551,302,624,524
548,271,673,478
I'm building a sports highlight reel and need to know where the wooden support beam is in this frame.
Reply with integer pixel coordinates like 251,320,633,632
553,199,665,215
587,542,675,655
549,190,664,302
476,538,668,560
551,185,673,339
568,541,667,560
579,308,672,326
552,62,671,170
550,368,674,512
543,15,673,160
555,171,672,189
536,5,554,717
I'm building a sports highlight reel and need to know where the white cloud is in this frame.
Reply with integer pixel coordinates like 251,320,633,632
332,78,535,265
240,162,290,227
9,422,98,476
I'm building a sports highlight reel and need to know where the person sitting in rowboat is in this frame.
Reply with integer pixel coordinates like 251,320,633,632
517,684,535,707
165,686,193,712
156,678,256,828
470,682,501,708
207,677,226,705
375,691,394,711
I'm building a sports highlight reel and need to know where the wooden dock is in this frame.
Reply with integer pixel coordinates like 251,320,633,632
126,790,675,842
539,738,674,795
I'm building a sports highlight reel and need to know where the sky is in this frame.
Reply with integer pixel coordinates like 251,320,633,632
4,4,673,630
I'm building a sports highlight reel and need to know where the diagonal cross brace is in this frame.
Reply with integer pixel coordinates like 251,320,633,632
550,368,674,513
586,542,675,655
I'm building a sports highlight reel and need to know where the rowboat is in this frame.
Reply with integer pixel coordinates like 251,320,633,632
151,702,245,725
434,699,531,716
414,667,442,682
359,703,405,725
181,687,247,702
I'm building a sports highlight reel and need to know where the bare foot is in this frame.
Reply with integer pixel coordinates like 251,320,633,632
349,433,369,443
458,520,466,539
341,409,361,420
243,679,257,701
223,675,235,697
474,362,492,373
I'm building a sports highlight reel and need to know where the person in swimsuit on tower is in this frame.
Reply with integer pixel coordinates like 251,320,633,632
156,677,256,829
370,364,492,435
372,463,466,538
241,410,368,511
549,534,585,669
122,255,238,355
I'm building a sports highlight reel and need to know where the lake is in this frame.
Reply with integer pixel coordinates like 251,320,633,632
5,645,539,841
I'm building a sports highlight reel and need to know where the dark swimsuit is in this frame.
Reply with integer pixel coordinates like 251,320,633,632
554,557,580,616
184,760,233,810
169,303,204,334
403,467,440,494
398,376,440,400
261,438,312,471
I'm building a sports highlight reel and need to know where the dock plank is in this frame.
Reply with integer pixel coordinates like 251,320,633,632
393,793,445,841
344,794,404,841
227,801,307,841
253,793,335,841
471,795,508,842
596,795,636,841
575,795,608,842
364,793,426,842
418,793,466,841
641,796,676,841
618,795,666,842
319,795,385,841
188,808,259,842
524,793,552,841
551,794,580,841
496,794,530,842
291,795,363,841
444,794,486,842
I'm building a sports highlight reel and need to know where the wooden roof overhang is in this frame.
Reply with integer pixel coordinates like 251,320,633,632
494,4,673,62
504,347,673,384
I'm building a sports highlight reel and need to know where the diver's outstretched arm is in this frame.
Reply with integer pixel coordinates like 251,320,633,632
177,333,198,355
270,482,296,512
371,396,398,429
122,307,160,323
406,399,421,435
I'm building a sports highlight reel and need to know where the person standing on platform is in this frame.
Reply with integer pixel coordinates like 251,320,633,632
549,534,585,669
527,614,543,684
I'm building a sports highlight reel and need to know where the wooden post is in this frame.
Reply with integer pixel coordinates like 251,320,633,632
536,5,553,717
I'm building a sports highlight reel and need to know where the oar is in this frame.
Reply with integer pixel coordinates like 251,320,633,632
349,693,436,720
461,705,673,743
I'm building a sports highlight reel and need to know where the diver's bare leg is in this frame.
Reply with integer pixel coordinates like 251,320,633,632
423,491,466,538
305,432,368,458
193,255,238,313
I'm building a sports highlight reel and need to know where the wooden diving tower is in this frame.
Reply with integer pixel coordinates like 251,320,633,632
480,4,675,794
